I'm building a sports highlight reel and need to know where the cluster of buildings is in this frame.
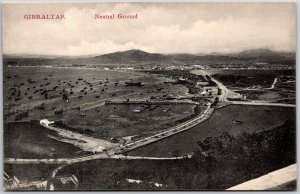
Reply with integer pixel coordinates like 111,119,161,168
4,172,79,191
100,62,294,71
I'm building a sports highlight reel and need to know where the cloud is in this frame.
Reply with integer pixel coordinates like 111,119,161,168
3,3,296,56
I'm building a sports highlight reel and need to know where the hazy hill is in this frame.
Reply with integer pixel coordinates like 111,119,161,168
3,49,296,67
234,49,295,59
93,49,295,65
95,49,168,63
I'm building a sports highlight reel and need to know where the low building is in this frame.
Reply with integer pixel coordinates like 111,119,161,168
51,174,79,190
178,76,188,83
196,81,209,86
195,81,210,89
4,172,20,190
4,172,47,191
227,94,245,101
203,86,218,95
200,90,208,95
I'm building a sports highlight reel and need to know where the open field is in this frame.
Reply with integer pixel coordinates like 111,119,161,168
209,69,295,103
127,105,295,157
62,104,197,138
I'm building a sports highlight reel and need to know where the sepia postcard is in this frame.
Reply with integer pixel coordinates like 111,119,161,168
2,2,296,191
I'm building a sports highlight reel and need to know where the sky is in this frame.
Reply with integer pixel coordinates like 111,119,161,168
3,3,296,56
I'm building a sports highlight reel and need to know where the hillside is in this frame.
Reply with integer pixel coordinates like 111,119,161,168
94,49,168,63
3,49,296,67
93,49,295,66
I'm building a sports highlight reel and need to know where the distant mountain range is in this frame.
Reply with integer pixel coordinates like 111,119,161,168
3,49,296,67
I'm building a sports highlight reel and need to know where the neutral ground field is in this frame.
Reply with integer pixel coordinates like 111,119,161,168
127,105,295,157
